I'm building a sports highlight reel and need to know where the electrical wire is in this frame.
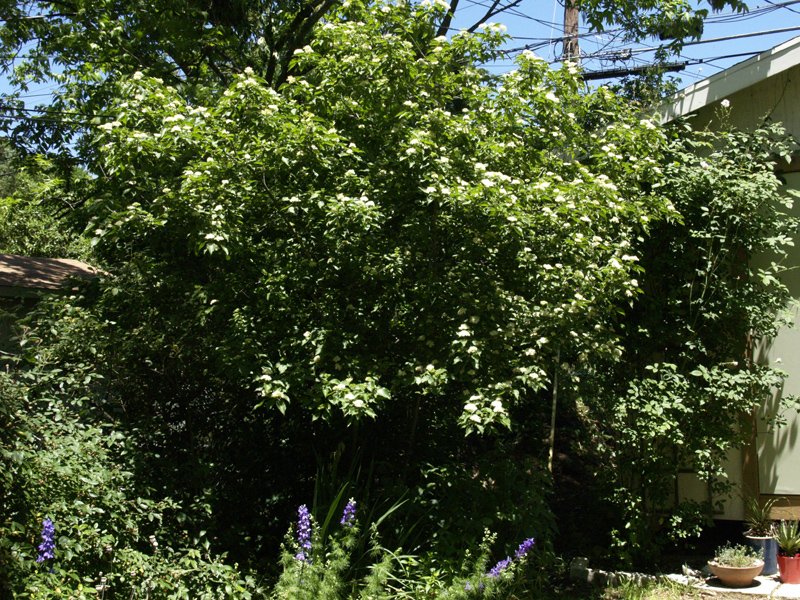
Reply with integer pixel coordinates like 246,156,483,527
763,0,800,14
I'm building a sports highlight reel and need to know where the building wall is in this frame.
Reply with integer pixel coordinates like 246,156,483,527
679,62,800,135
754,171,800,501
672,68,800,517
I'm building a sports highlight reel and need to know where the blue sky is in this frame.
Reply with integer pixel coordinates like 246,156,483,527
1,1,798,105
455,0,800,86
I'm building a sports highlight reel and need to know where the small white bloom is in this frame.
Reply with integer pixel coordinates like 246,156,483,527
721,99,730,108
353,399,364,408
465,403,478,412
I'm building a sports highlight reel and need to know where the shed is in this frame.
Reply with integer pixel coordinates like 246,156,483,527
0,254,98,356
0,253,99,298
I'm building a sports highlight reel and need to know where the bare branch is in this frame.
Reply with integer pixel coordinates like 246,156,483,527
466,0,523,33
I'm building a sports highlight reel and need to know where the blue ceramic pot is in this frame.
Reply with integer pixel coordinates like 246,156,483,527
746,536,778,575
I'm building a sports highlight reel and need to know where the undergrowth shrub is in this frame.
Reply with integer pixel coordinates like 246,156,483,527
0,362,261,599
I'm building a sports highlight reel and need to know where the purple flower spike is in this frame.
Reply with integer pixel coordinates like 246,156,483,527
488,556,511,578
36,519,55,563
295,505,312,563
340,498,356,527
515,537,535,559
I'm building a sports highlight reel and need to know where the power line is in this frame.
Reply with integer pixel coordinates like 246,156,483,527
516,22,800,56
0,113,86,125
0,12,76,22
682,24,800,46
582,61,687,80
763,0,800,14
0,104,110,119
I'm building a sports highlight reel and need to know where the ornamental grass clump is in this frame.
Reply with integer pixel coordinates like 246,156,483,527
744,493,779,537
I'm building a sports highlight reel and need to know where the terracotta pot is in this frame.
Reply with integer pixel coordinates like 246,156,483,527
708,560,764,587
778,554,800,584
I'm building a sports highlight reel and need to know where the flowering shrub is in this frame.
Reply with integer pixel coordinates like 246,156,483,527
2,0,793,582
271,500,538,600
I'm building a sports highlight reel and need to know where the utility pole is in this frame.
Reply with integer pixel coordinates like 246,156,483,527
563,0,580,62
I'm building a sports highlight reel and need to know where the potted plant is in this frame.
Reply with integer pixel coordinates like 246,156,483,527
708,543,764,587
774,520,800,584
743,493,779,575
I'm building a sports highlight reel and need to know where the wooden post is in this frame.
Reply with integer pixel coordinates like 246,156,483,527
548,350,560,474
563,0,580,62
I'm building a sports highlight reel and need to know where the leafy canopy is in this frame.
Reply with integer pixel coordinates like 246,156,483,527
85,0,671,436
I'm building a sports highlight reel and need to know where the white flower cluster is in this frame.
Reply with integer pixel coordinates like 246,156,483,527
477,22,507,32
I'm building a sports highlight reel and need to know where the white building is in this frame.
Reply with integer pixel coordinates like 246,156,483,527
660,36,800,521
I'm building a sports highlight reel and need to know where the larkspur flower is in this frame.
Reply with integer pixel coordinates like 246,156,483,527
487,556,511,578
341,498,357,527
295,505,312,563
514,537,535,559
36,519,55,563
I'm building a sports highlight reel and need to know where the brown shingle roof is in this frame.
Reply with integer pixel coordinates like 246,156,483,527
0,254,98,296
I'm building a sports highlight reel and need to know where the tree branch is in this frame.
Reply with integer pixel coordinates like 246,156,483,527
466,0,522,33
435,0,460,38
